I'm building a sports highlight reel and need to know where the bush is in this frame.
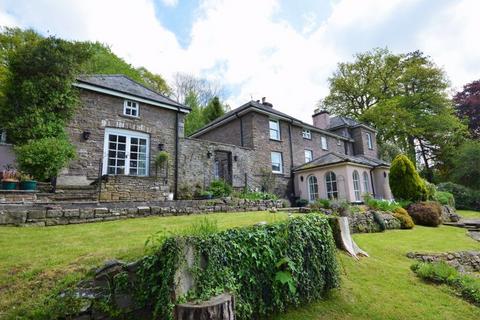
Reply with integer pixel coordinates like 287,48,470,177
136,214,339,320
14,137,76,181
393,207,414,229
411,261,480,306
407,201,442,227
365,195,401,212
295,198,309,207
389,154,427,201
433,191,455,207
238,191,278,201
207,179,232,198
437,182,480,211
310,198,331,211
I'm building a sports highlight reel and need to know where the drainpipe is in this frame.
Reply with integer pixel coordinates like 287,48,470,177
288,121,295,199
369,166,377,199
235,113,244,147
174,108,180,200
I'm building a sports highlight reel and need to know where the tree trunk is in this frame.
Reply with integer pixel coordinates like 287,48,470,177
175,293,235,320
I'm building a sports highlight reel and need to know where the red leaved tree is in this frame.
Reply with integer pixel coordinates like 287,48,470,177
453,80,480,139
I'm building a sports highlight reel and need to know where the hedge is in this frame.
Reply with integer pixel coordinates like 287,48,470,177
437,182,480,211
135,214,340,320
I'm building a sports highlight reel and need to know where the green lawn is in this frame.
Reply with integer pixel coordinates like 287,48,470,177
1,210,479,319
0,211,287,317
459,210,480,219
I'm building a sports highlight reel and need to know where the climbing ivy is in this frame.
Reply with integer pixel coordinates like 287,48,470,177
133,214,339,320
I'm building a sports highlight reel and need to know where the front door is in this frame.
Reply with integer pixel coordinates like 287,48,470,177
103,128,149,176
213,150,232,184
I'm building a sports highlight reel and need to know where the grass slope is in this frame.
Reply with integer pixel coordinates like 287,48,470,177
0,211,286,317
276,211,480,320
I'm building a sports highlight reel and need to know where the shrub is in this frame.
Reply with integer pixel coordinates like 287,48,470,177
411,261,480,306
433,191,455,207
177,185,193,200
365,197,401,212
186,217,219,236
238,191,278,201
295,198,309,207
135,214,339,320
393,207,415,229
437,182,480,211
407,201,442,227
207,179,232,198
310,198,331,211
14,137,76,181
389,154,427,201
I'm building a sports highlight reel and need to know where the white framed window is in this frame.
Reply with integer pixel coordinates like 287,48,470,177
325,171,338,199
307,175,318,202
366,132,373,149
304,149,313,163
353,170,361,202
363,171,370,193
269,119,280,140
271,151,283,173
103,128,149,176
302,128,311,139
321,136,328,150
124,100,139,117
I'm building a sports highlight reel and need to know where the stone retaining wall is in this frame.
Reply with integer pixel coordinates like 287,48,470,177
348,210,401,233
0,198,284,227
407,251,480,273
99,175,170,202
0,190,37,203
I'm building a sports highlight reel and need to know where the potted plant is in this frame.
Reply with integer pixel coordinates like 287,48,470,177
19,173,37,191
1,169,19,190
154,151,170,178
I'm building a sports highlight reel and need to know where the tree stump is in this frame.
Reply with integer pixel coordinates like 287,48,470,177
175,293,235,320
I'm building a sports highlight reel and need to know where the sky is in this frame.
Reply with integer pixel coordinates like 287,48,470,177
0,0,479,123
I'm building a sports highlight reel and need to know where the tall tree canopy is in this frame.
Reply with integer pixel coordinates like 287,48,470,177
322,48,467,179
453,79,480,139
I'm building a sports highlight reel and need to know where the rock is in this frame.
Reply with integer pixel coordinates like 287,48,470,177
269,207,277,213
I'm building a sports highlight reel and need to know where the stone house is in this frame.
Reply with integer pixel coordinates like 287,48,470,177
191,99,393,202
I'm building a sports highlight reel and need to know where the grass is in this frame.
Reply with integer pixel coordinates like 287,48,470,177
276,209,480,320
0,211,286,317
1,210,479,319
459,210,480,219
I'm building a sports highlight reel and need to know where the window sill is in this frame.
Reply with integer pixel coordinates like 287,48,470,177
269,138,283,142
302,137,312,140
119,114,140,120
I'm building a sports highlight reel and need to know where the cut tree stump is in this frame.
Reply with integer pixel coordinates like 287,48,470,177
175,293,235,320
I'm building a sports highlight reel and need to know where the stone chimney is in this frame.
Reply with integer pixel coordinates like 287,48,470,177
312,108,330,129
261,97,273,108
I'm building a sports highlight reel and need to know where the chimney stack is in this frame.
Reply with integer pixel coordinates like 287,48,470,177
312,108,330,129
261,97,273,108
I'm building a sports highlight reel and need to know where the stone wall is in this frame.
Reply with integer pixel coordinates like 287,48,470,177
347,210,401,233
407,251,480,273
0,190,36,203
99,175,170,202
0,198,285,227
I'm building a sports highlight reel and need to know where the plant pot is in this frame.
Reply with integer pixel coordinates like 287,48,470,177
20,180,37,191
1,180,18,190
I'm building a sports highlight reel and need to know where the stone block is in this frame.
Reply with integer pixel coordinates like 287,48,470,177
46,218,69,226
79,209,95,219
63,209,80,218
94,208,109,217
46,209,63,218
27,209,46,220
137,206,151,215
0,211,27,225
23,221,46,227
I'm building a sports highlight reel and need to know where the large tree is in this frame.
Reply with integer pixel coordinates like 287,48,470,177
322,48,467,179
453,79,480,139
450,140,480,190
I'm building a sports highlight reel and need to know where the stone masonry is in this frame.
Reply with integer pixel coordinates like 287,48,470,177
407,251,480,273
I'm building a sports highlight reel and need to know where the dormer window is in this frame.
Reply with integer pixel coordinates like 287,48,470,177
124,100,139,117
366,132,373,149
302,128,311,139
321,136,328,150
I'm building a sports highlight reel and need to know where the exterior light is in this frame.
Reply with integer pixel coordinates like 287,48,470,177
82,131,91,140
207,151,212,158
158,143,165,151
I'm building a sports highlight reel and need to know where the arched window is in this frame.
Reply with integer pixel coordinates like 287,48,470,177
363,171,370,194
325,171,338,199
353,170,361,202
307,175,318,202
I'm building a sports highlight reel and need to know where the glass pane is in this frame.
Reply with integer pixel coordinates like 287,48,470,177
109,135,117,142
109,142,116,150
131,145,138,152
139,145,147,153
131,138,138,144
117,151,125,159
139,139,147,146
118,136,126,143
130,168,137,176
138,168,146,176
118,143,126,151
117,160,125,166
108,151,116,157
131,109,137,116
109,159,116,166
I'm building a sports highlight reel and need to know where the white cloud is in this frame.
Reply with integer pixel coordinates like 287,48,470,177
0,0,479,123
161,0,178,7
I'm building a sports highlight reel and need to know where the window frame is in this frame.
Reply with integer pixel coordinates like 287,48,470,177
304,149,313,163
302,128,311,140
366,132,373,149
353,170,361,202
325,171,338,199
269,119,281,140
321,136,328,150
123,100,140,118
307,175,319,202
271,151,283,174
362,171,370,194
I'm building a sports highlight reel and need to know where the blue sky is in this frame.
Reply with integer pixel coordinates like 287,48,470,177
0,0,479,122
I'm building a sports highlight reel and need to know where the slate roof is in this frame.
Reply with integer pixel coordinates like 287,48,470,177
76,74,189,110
293,152,390,172
328,115,375,131
190,100,351,140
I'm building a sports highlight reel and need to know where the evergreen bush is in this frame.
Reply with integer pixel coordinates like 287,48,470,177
393,207,415,229
437,182,480,211
389,154,427,201
433,191,455,207
207,179,232,198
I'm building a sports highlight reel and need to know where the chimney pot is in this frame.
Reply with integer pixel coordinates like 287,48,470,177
312,109,330,129
262,97,266,103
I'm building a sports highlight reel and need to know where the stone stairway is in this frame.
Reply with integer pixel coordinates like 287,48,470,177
444,219,480,241
37,185,98,203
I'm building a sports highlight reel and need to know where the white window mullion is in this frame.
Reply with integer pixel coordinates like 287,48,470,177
125,137,131,175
